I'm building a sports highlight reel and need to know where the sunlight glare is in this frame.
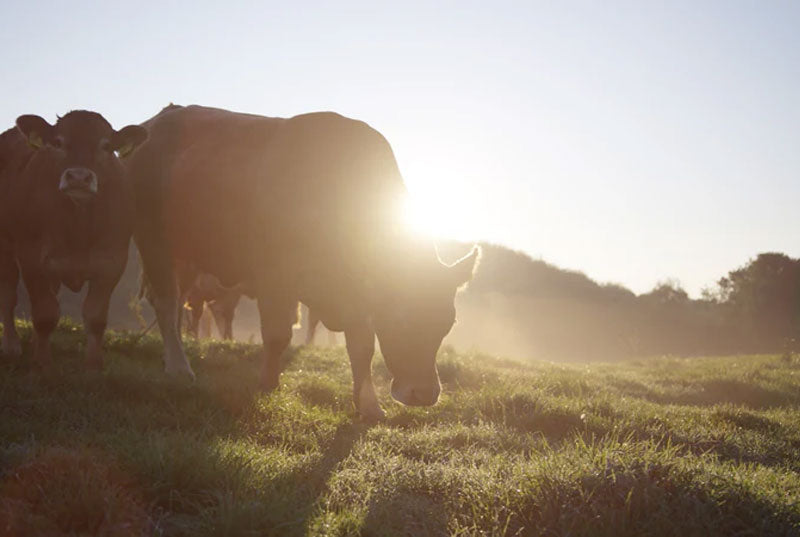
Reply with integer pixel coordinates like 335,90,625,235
397,141,487,242
403,193,470,240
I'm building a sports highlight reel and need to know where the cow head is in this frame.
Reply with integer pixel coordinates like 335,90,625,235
372,246,480,406
16,111,147,202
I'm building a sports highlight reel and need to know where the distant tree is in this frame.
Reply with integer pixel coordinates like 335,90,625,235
716,253,800,345
700,286,723,303
641,279,689,304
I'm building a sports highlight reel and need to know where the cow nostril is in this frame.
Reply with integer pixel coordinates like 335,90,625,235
60,168,97,196
64,169,95,186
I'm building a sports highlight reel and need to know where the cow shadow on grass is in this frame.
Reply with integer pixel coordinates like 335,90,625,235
0,422,367,537
109,336,378,535
113,422,369,537
1,324,325,457
1,331,376,535
607,377,800,410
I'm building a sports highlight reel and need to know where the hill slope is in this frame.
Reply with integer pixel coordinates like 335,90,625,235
1,322,799,536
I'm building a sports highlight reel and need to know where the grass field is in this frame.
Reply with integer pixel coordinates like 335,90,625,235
1,320,799,536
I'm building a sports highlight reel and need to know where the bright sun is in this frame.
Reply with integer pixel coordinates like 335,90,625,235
403,193,471,241
395,142,486,242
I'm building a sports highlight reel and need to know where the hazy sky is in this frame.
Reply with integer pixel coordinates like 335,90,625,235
1,1,798,296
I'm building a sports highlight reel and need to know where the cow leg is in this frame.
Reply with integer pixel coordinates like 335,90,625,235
177,268,201,339
153,289,195,378
305,307,319,345
81,277,118,370
256,292,296,391
328,327,338,347
135,240,195,380
345,322,384,421
0,243,21,357
221,309,234,340
185,294,203,338
200,303,214,339
19,267,59,370
221,292,241,341
209,302,234,341
154,295,195,377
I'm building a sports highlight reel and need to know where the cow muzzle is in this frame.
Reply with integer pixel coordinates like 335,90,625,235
391,379,441,407
59,167,98,200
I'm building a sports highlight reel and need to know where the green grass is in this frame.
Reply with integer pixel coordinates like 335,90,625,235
1,319,799,536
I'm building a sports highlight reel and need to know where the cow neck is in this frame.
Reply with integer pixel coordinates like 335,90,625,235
366,235,441,303
46,200,99,258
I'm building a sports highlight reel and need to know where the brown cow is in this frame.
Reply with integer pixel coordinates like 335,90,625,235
183,272,243,340
127,105,478,420
0,111,147,368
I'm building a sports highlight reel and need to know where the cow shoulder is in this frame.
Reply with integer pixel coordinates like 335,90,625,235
0,126,30,174
0,127,34,217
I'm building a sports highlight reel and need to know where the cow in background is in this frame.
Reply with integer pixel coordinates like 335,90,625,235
127,104,478,420
138,267,245,340
183,272,243,340
0,111,146,368
302,304,340,346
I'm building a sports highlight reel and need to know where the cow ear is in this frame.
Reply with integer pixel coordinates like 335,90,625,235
448,245,481,289
16,115,54,150
111,125,148,158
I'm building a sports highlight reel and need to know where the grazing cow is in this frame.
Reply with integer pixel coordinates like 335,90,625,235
0,111,147,368
127,104,478,420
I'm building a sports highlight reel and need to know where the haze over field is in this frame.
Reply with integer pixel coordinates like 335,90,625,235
1,1,798,297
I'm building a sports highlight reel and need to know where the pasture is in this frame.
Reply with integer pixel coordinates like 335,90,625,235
1,320,799,536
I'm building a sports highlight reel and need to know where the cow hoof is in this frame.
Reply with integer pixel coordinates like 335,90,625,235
259,378,280,393
358,405,386,424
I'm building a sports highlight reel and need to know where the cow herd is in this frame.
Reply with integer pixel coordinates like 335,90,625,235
0,104,479,420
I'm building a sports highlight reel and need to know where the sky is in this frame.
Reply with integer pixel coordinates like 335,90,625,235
1,1,798,296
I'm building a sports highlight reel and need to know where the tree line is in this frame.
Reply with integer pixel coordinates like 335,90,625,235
440,243,800,360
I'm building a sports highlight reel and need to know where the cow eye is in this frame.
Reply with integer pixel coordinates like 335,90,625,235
52,136,65,150
99,139,112,153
